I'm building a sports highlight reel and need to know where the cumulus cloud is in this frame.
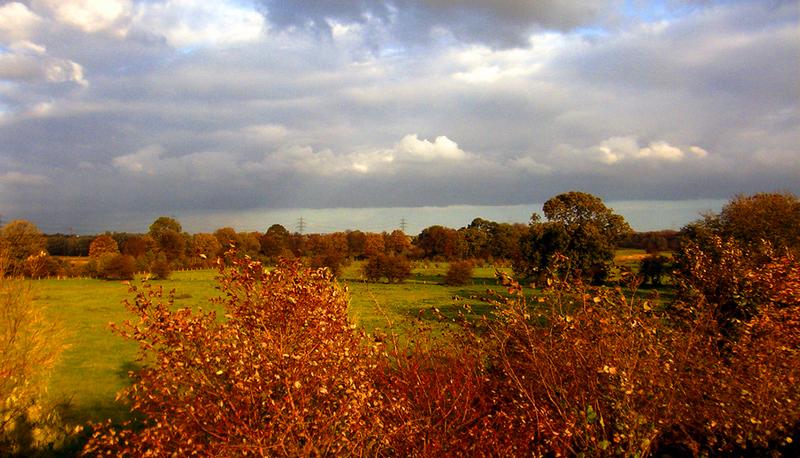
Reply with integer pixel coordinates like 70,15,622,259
0,2,43,42
243,134,468,176
588,136,709,165
0,41,87,86
395,134,466,161
28,0,265,48
133,0,266,48
32,0,133,36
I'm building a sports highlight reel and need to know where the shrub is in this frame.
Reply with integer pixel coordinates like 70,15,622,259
308,252,347,277
475,255,800,456
149,258,171,280
639,254,669,286
0,271,72,455
83,249,800,456
363,254,411,283
99,254,136,281
85,257,388,456
444,260,474,286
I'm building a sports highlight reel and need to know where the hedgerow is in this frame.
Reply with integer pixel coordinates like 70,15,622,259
85,247,800,456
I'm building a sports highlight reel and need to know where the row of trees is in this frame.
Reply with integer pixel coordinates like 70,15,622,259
5,191,797,286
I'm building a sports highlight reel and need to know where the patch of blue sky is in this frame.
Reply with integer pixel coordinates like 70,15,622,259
621,0,704,23
572,25,610,40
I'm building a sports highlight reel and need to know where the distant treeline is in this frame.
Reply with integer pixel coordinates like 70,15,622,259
44,227,680,259
617,230,681,252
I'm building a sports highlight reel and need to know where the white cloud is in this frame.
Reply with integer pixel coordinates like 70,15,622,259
0,41,88,86
637,141,684,161
0,2,43,42
32,0,133,36
242,134,468,176
112,145,163,174
593,136,640,164
133,0,265,48
589,136,703,164
449,34,570,83
395,134,466,161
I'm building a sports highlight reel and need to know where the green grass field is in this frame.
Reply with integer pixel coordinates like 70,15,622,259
33,251,664,427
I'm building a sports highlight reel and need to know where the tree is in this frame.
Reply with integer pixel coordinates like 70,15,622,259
0,220,47,276
363,232,385,258
191,233,222,265
149,217,186,263
259,224,291,259
415,226,464,260
461,218,495,260
239,232,262,257
715,192,800,253
346,230,367,259
515,192,631,284
672,192,800,333
385,230,411,255
491,223,528,261
213,227,239,249
89,235,119,258
121,236,151,258
149,216,182,235
639,254,669,286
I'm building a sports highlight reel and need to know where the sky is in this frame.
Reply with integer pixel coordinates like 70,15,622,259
0,0,797,234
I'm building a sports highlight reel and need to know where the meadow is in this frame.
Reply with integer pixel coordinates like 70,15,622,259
34,252,660,428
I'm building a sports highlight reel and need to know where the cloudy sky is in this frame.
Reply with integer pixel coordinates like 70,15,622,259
0,0,797,234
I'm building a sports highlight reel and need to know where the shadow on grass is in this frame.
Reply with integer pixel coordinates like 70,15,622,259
51,360,144,456
116,360,143,381
52,397,135,457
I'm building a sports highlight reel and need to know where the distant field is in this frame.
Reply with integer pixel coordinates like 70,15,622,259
34,250,661,426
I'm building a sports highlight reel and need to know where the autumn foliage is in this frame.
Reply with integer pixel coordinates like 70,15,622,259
85,244,800,456
85,255,387,456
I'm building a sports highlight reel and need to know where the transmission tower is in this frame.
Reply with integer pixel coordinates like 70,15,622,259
296,217,306,234
399,217,408,233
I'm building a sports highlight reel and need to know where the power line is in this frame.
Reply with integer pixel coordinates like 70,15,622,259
296,217,306,234
399,217,407,233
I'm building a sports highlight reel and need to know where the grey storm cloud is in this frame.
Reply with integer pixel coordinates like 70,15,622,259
0,0,797,232
258,0,613,47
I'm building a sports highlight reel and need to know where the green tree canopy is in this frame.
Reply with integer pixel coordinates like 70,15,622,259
148,217,186,263
515,192,631,284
